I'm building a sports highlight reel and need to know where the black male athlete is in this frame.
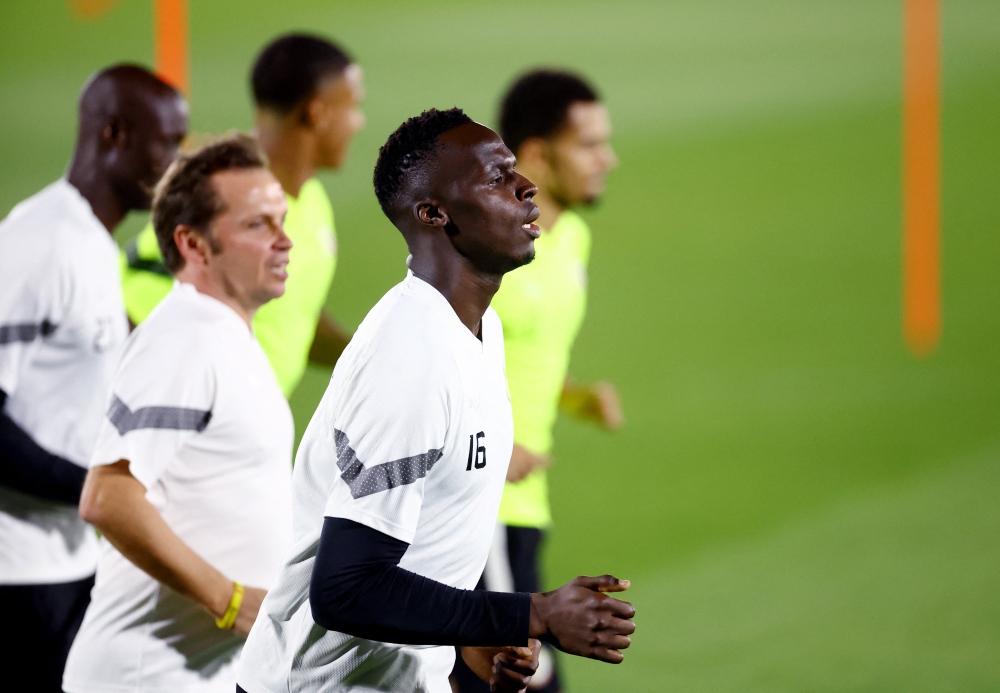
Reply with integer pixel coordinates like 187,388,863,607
236,109,635,693
0,65,187,691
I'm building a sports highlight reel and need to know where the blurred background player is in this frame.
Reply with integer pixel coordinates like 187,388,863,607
453,69,623,693
63,135,295,693
121,33,363,396
0,65,187,692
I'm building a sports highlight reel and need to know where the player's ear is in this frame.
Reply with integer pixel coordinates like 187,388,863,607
174,224,213,267
303,95,327,131
413,200,448,229
516,138,547,170
101,115,128,151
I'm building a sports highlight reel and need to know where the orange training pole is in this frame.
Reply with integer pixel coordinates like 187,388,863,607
154,0,189,95
901,0,941,357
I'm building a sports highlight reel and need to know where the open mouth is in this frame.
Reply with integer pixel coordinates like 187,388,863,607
522,205,541,237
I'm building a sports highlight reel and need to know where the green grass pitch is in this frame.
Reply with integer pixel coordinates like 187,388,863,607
1,0,998,689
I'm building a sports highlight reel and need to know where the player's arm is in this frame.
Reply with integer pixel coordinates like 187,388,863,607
307,310,352,368
559,377,624,429
310,517,635,662
0,389,87,504
79,460,264,635
0,263,84,502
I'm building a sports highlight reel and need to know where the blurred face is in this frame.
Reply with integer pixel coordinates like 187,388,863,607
109,92,189,210
431,122,540,275
204,168,291,310
311,63,366,170
542,101,617,207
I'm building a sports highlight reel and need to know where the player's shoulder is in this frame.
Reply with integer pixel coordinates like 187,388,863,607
0,182,87,287
342,275,460,381
127,285,239,366
2,182,59,245
298,177,334,221
1,181,112,271
360,273,456,337
2,180,92,237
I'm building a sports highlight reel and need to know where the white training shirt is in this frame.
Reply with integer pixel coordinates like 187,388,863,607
0,179,128,585
63,282,294,693
237,273,514,693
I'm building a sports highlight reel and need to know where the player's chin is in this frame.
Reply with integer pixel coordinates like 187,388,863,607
515,245,536,268
501,243,535,272
258,276,288,302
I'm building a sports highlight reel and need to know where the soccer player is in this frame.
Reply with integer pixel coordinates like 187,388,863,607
121,33,363,396
453,70,623,693
236,108,635,693
62,135,295,693
0,65,187,691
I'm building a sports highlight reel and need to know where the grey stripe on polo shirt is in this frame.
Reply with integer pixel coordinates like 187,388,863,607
0,320,57,344
107,395,212,435
334,429,443,500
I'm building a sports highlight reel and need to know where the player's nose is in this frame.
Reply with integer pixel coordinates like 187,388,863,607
515,172,538,201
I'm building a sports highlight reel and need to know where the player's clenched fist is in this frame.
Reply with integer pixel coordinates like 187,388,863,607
490,640,541,692
461,641,541,693
527,575,636,663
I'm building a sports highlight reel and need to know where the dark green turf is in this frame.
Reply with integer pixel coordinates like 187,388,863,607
1,1,998,689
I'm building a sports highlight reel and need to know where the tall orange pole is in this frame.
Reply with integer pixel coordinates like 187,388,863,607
901,0,941,357
154,0,189,95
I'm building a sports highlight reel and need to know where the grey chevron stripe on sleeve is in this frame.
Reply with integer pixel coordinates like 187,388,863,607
107,395,212,435
0,320,57,344
334,429,443,499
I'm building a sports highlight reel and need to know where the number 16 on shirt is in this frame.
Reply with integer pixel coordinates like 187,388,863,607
467,432,486,471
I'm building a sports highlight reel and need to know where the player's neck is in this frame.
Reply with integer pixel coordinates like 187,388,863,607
173,267,258,329
255,116,316,199
66,158,127,234
409,251,499,340
533,187,565,233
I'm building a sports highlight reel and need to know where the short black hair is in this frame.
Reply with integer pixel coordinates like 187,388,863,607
152,133,268,273
499,69,599,155
373,107,473,219
251,33,352,114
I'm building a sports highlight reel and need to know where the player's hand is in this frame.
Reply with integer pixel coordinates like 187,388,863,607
490,639,541,692
528,575,635,663
506,444,550,483
461,640,541,691
560,381,624,430
233,586,267,637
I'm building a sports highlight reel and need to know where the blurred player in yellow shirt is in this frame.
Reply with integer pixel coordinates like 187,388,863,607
451,70,623,693
121,34,363,396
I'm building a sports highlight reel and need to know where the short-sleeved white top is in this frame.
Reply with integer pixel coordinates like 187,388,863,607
63,282,294,693
237,273,514,693
0,179,128,585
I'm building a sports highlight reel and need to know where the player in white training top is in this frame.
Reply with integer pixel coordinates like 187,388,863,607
0,65,187,691
237,109,636,693
63,135,294,693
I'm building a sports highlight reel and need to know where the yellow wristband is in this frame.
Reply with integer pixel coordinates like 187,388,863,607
216,582,244,630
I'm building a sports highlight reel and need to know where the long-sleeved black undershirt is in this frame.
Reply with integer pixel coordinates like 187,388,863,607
0,389,86,504
311,517,531,647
